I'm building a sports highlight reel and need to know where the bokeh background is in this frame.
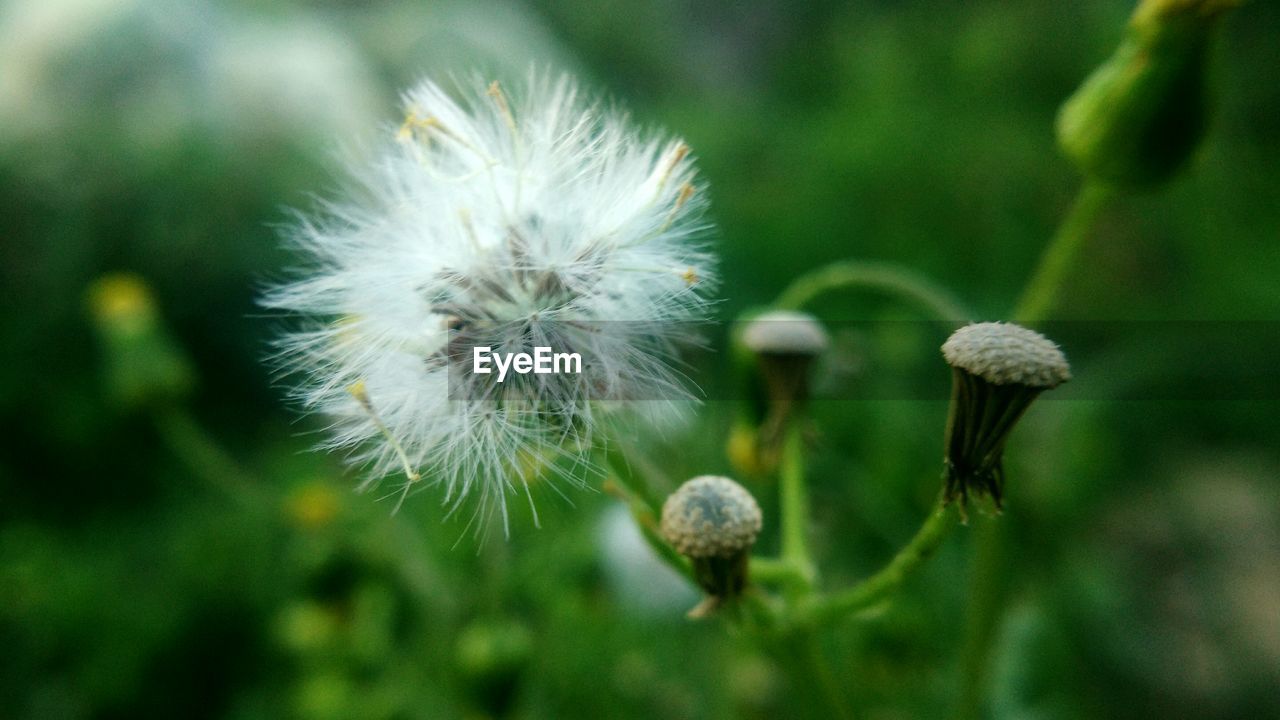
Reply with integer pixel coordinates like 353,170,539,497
2,0,1278,718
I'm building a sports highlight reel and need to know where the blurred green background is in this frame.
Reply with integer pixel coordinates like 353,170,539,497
2,0,1278,718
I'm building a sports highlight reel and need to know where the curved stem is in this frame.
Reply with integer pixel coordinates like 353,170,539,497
774,260,973,322
1013,182,1112,322
779,424,816,592
801,501,957,627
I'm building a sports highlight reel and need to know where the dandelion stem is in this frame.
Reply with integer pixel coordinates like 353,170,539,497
152,405,259,504
750,556,812,588
633,508,692,582
779,425,816,592
774,260,972,322
954,518,1008,720
773,631,856,720
1013,182,1112,322
800,501,957,627
600,436,669,512
600,444,693,583
739,587,782,632
806,633,856,720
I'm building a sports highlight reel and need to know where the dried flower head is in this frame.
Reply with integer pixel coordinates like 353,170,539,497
941,322,1070,514
942,322,1071,389
728,310,828,476
264,74,715,526
740,310,830,357
661,475,761,612
661,475,763,559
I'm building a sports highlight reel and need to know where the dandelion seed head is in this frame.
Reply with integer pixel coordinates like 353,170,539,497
264,73,716,522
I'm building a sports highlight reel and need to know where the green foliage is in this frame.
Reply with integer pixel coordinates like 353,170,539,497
2,1,1278,718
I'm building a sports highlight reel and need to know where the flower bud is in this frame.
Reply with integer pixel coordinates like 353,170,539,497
728,310,829,476
661,475,762,614
455,618,533,716
726,421,769,477
285,482,342,529
1056,0,1241,187
274,600,340,654
941,323,1070,515
87,274,194,407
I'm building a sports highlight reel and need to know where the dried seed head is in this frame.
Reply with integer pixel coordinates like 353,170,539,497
942,322,1071,388
661,475,762,559
940,322,1071,515
730,310,828,476
741,310,830,358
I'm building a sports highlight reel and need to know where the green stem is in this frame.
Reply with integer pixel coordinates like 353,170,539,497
601,442,694,584
152,405,258,504
801,502,957,627
601,436,668,511
771,631,856,720
774,260,973,322
750,556,811,588
807,632,856,720
739,588,782,633
779,425,816,590
638,521,693,583
1013,182,1112,322
954,519,1007,720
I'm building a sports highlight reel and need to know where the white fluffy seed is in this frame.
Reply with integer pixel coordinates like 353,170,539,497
263,73,716,521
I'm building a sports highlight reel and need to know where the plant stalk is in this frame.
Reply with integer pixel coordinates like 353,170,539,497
802,501,957,627
775,259,972,322
779,424,816,591
1013,182,1112,322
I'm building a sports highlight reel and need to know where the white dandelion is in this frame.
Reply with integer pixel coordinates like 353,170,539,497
263,73,716,529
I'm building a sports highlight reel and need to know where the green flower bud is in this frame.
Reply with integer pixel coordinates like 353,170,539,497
1056,0,1242,187
661,475,762,615
87,274,194,407
941,323,1070,516
275,601,341,654
455,618,533,716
